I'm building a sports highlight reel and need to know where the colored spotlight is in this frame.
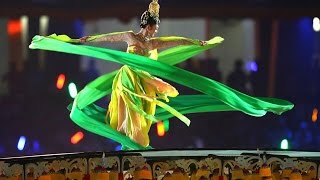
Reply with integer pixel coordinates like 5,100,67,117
17,136,26,151
245,61,258,72
71,131,84,144
280,139,289,150
56,74,66,89
68,83,78,98
312,108,318,122
164,119,169,132
313,17,320,32
7,20,21,35
115,145,122,151
157,121,165,137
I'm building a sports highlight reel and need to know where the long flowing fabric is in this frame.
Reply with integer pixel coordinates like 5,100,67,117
30,34,294,150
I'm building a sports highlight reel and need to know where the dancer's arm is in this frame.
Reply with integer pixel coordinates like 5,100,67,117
80,31,134,43
149,36,207,50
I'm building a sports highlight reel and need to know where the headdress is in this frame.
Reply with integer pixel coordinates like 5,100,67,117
140,0,160,27
148,0,160,18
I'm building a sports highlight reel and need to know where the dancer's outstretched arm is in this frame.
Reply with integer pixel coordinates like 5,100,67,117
148,36,207,50
80,31,134,43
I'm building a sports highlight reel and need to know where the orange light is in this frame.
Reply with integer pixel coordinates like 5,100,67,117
157,121,165,137
7,20,21,35
71,131,84,144
56,74,66,89
312,108,318,122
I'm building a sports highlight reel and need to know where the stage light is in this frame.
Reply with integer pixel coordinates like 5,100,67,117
115,145,122,151
157,121,165,137
313,17,320,32
312,108,318,122
20,16,28,27
245,61,258,72
164,119,169,132
20,16,29,60
68,82,78,98
56,74,66,89
71,131,84,144
17,136,26,151
39,16,49,35
280,139,289,150
7,20,21,35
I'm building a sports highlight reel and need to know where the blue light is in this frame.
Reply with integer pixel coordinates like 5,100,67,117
74,20,84,37
33,141,40,152
245,61,258,72
298,18,313,36
17,136,26,151
297,18,314,58
286,130,293,139
300,121,308,129
115,145,122,151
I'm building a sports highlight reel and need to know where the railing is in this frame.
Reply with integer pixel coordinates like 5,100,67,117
0,149,319,179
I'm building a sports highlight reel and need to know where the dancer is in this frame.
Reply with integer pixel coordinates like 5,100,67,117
29,0,294,150
78,1,206,147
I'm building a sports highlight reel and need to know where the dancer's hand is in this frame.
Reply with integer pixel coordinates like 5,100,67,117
80,36,91,43
199,40,207,46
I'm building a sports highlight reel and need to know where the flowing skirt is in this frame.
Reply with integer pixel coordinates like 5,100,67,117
109,65,178,147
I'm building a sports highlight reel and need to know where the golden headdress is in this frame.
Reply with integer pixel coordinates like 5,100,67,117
148,0,160,18
140,0,160,27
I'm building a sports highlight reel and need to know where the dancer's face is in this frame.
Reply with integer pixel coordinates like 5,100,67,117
146,24,159,37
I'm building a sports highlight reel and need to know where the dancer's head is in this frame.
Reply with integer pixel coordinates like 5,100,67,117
140,0,160,37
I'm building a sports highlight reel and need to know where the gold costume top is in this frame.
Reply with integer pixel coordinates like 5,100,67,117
127,45,158,60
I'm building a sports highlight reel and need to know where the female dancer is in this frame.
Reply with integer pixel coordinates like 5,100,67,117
78,1,206,147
